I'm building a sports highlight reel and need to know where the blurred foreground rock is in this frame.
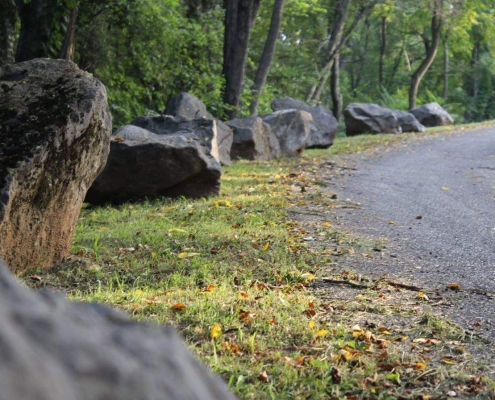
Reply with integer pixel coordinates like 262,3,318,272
0,258,236,400
0,58,111,274
271,97,338,148
86,125,221,205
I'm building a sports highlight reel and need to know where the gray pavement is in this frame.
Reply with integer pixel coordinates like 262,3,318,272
330,127,495,339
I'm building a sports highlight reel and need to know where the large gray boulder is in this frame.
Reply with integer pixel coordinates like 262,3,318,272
227,116,281,161
392,110,426,133
271,97,338,148
164,92,214,120
410,102,454,127
86,126,221,205
261,110,311,157
0,58,111,274
132,115,233,166
0,258,236,400
344,103,402,136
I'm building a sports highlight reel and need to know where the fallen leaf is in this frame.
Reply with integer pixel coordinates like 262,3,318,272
261,242,270,251
330,366,341,383
201,284,217,293
171,303,186,310
417,292,429,301
258,371,270,383
210,323,222,339
441,186,450,191
114,136,125,142
315,329,329,337
448,283,461,290
388,221,397,225
308,321,316,330
178,252,200,259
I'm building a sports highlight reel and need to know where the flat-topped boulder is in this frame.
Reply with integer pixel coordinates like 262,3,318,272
0,58,111,274
261,110,311,156
410,102,454,127
0,258,236,400
393,110,426,133
86,125,221,205
132,115,232,166
227,116,281,161
271,97,338,148
344,103,402,136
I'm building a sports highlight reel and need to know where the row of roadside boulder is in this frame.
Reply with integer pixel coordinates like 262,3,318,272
344,102,453,136
85,94,339,205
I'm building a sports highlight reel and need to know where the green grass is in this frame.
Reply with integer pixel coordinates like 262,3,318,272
24,121,495,399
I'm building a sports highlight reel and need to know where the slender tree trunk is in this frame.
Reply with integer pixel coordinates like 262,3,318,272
222,0,260,119
442,38,449,99
249,0,285,116
59,6,78,61
330,53,343,120
408,0,444,110
378,16,387,90
308,0,378,105
0,0,17,66
15,0,59,62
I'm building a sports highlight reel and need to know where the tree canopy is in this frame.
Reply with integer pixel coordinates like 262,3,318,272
1,0,495,127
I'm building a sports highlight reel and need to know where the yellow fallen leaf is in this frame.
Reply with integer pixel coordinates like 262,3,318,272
414,362,427,370
315,330,329,337
442,360,457,365
308,321,316,330
210,323,222,339
178,252,200,258
441,186,449,191
114,136,125,142
262,242,270,251
322,222,331,227
417,292,429,301
388,221,397,225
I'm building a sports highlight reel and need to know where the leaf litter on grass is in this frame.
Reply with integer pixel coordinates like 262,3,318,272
22,129,495,399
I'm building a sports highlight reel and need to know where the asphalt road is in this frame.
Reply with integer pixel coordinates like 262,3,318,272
331,127,495,339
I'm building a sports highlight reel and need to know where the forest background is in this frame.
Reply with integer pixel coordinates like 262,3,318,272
1,0,495,129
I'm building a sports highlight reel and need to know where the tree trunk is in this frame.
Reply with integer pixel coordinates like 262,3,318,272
0,0,17,66
378,16,387,90
15,0,60,62
442,38,449,99
59,6,78,61
408,0,444,110
330,53,343,120
249,0,285,116
222,0,260,120
308,0,378,105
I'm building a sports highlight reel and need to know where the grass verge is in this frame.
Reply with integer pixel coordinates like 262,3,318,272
24,122,495,399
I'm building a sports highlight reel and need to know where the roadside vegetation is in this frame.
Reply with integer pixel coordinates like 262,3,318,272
23,122,495,399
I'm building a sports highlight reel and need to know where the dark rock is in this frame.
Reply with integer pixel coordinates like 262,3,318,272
227,116,281,161
0,58,111,274
132,115,232,166
271,97,338,148
0,258,236,400
164,92,214,120
86,125,221,205
410,102,454,127
261,110,311,156
392,110,426,133
343,103,402,136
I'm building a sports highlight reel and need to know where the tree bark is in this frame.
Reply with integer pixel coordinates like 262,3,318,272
408,0,444,110
378,16,387,90
222,0,260,119
330,53,343,120
15,0,60,62
0,0,17,66
249,0,285,116
59,6,78,61
308,0,378,105
442,37,449,99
